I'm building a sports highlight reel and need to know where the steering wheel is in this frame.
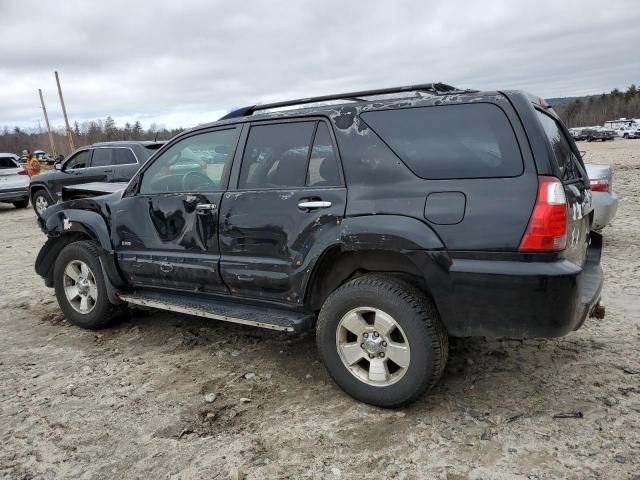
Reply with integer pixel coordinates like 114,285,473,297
181,171,218,191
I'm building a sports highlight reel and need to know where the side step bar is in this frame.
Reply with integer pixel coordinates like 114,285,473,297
118,290,314,333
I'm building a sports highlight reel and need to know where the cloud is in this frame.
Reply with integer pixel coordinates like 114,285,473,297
1,0,638,129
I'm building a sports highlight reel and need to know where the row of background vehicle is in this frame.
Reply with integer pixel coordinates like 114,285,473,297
570,118,640,141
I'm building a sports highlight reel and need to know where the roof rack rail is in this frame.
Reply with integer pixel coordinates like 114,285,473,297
219,82,466,120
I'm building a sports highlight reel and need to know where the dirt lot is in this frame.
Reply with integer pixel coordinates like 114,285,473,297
1,140,639,480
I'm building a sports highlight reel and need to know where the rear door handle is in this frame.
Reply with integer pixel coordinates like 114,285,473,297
298,201,332,210
103,169,113,173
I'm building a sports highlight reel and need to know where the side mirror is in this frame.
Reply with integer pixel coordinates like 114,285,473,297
580,150,587,158
54,162,62,171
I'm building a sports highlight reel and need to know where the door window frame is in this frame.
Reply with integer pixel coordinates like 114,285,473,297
228,116,345,191
126,125,243,196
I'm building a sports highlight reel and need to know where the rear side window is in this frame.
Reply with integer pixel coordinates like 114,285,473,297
239,122,315,189
307,122,341,187
361,103,523,179
92,148,113,167
114,148,137,165
536,111,578,178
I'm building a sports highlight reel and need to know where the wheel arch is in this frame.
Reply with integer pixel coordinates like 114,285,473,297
303,215,448,312
36,208,126,289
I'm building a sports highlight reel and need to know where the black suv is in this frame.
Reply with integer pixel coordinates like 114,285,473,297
35,83,603,407
29,141,164,216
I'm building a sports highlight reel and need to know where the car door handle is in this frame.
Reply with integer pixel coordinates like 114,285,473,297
103,169,113,173
196,203,217,213
298,201,332,210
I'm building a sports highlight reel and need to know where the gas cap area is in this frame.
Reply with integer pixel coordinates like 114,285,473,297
424,191,466,225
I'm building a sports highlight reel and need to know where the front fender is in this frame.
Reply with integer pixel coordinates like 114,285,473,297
36,203,123,288
42,207,113,254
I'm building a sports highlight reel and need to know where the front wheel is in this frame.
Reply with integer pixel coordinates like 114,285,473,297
53,240,123,329
316,274,448,407
32,190,54,217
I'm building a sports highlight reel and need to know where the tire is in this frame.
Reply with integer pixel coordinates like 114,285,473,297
32,189,54,217
13,199,29,209
53,240,123,329
316,274,448,407
623,133,629,139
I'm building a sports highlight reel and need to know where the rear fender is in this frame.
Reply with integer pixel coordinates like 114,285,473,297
301,215,450,305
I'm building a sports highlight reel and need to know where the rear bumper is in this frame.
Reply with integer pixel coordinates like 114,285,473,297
0,186,29,202
592,191,618,231
423,236,604,338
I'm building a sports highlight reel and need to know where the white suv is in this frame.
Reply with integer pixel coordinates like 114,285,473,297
618,125,639,138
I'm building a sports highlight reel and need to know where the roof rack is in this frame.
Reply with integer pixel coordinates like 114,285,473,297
219,82,466,120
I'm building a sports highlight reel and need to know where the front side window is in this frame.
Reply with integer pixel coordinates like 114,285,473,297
140,128,239,194
64,150,91,170
361,103,523,179
92,148,113,167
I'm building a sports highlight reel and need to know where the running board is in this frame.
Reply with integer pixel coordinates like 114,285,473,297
118,290,314,333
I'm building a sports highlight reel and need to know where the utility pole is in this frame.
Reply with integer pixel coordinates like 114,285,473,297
55,71,75,152
38,89,57,157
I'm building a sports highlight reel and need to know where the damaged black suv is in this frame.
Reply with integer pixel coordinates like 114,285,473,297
35,83,604,407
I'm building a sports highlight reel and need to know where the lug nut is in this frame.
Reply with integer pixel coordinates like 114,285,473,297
382,341,387,347
368,353,374,359
360,343,365,349
373,331,379,338
363,333,369,338
379,352,385,358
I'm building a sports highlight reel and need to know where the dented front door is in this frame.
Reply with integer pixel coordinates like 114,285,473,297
113,127,241,293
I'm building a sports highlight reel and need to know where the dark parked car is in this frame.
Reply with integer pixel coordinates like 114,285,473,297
582,128,615,142
29,141,164,216
35,83,603,407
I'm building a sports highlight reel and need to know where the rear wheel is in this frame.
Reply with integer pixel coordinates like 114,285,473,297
53,240,123,329
32,190,53,216
13,199,28,209
623,133,629,139
316,274,448,407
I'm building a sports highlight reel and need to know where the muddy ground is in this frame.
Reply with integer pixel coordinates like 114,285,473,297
1,139,639,480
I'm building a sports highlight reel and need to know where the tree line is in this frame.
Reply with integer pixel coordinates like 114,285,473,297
0,116,185,157
552,85,640,128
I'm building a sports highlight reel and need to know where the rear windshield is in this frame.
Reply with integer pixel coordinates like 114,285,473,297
361,103,523,179
0,157,18,168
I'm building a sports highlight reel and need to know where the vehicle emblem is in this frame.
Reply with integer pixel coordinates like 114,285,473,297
63,218,73,230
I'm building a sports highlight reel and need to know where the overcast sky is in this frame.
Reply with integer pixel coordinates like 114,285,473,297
1,0,638,130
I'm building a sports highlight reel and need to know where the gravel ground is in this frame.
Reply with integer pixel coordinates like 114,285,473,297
1,139,639,480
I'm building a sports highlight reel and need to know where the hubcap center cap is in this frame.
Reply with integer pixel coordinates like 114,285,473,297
363,336,384,355
77,278,90,295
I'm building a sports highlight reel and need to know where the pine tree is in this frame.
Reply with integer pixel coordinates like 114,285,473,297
104,116,117,141
132,121,143,140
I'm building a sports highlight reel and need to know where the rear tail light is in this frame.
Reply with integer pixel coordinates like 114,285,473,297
18,169,28,175
590,178,609,192
519,176,567,252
